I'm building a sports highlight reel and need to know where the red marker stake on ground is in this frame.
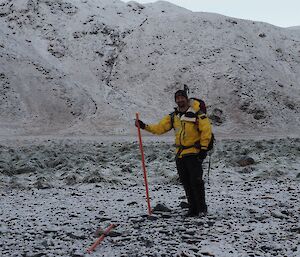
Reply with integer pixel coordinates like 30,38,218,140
87,224,116,253
136,113,152,216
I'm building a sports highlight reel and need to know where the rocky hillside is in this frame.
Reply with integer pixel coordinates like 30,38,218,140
0,0,299,136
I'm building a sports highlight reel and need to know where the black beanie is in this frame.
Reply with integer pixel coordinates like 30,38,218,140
174,89,188,101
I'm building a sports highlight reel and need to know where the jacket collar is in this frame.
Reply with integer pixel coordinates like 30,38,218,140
175,106,197,122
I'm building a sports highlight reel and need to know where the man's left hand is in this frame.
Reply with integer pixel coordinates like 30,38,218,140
198,149,207,160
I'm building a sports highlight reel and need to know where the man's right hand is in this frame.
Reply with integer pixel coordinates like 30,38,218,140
135,119,146,129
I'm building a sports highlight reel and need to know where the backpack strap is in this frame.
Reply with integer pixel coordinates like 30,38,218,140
169,109,178,130
169,111,174,130
175,142,201,159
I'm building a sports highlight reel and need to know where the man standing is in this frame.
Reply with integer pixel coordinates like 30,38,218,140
135,89,212,217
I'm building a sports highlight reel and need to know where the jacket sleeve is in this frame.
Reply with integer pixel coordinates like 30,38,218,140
198,114,212,150
144,114,172,135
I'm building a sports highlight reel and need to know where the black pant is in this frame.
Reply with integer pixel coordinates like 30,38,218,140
176,155,207,213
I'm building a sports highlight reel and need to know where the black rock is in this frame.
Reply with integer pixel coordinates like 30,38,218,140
108,231,122,237
28,253,47,257
14,166,36,175
160,213,172,219
290,227,300,233
41,240,48,247
179,201,189,209
65,175,77,185
237,157,255,167
207,221,215,227
70,251,84,257
67,232,86,240
127,201,137,206
94,227,121,237
147,215,159,221
95,216,111,222
43,229,58,234
152,203,171,213
34,178,51,189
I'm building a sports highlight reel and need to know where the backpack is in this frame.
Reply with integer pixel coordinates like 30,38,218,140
190,97,207,114
170,97,215,152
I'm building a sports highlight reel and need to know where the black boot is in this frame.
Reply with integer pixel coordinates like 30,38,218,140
198,205,208,217
185,209,199,217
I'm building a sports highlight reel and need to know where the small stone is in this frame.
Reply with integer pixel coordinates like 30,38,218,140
185,229,196,236
65,175,77,185
259,33,266,38
200,252,215,256
41,240,48,247
14,166,36,175
271,211,288,219
209,108,225,125
152,203,171,213
67,232,86,240
127,201,137,206
196,221,205,226
254,215,268,221
94,227,120,237
108,231,122,237
70,250,84,257
179,201,189,209
82,171,104,183
29,253,47,257
128,216,144,223
237,157,255,167
289,227,300,233
95,217,111,222
147,215,159,221
160,213,172,218
43,229,58,234
207,221,215,227
34,178,51,189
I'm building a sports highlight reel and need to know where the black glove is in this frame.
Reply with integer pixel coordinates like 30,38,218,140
135,119,146,129
198,149,207,160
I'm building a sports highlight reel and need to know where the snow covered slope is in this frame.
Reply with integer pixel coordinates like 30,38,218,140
0,0,299,136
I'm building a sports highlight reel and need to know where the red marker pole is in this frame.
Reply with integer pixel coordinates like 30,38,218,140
87,224,116,253
136,113,152,216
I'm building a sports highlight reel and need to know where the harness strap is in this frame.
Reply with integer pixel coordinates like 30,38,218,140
170,109,204,130
175,142,201,159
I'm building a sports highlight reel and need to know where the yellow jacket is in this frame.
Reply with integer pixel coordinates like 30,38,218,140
145,99,212,158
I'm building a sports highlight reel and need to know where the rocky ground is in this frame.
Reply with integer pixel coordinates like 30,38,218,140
0,137,299,257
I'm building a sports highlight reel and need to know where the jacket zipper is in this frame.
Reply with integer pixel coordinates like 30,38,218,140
183,122,186,141
179,122,185,145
